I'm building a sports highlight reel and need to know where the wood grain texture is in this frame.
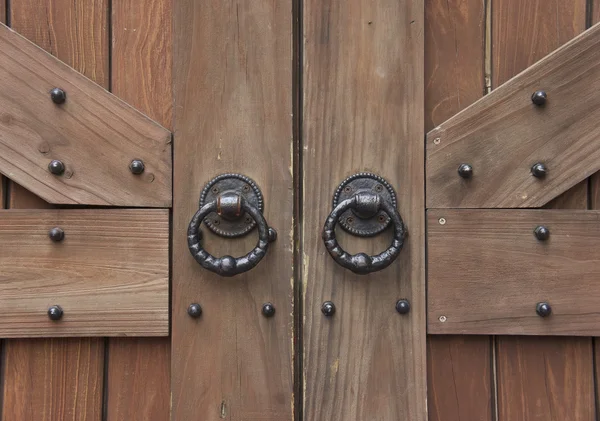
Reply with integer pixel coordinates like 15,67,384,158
172,1,294,420
425,0,485,130
427,336,493,421
428,209,600,335
425,1,492,419
0,22,171,207
427,23,600,208
497,337,594,421
0,209,169,337
106,338,170,421
3,338,104,421
5,3,108,419
303,0,425,420
107,1,172,419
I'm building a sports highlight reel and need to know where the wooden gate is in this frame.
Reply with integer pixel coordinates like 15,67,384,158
1,0,600,420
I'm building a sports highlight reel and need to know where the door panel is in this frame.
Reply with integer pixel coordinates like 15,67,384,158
172,1,294,420
302,0,425,420
3,2,109,419
107,1,173,419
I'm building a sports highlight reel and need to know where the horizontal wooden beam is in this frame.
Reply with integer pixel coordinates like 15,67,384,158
428,209,600,336
0,23,171,207
427,22,600,208
0,209,169,337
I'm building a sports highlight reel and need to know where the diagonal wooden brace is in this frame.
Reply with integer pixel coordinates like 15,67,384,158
427,22,600,209
0,23,171,207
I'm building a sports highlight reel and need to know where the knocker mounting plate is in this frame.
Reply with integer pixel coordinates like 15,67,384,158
332,173,397,237
199,173,264,238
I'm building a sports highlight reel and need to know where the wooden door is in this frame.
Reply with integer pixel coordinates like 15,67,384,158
2,0,600,420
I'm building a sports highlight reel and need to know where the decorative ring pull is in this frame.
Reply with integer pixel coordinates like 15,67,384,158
187,174,276,277
322,173,405,274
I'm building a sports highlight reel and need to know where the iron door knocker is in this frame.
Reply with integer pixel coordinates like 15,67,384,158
188,174,277,277
322,173,405,274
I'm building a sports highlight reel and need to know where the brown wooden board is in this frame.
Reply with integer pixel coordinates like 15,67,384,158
302,0,425,420
0,22,171,207
427,336,493,421
424,1,493,419
106,1,172,420
0,209,169,337
4,3,109,419
497,337,594,421
172,1,295,419
428,209,600,336
426,22,600,209
3,338,104,421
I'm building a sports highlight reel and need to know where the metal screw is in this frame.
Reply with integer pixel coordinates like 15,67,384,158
375,184,384,192
378,214,386,223
346,216,354,224
439,315,447,322
129,159,145,175
49,227,65,242
211,187,219,194
262,303,276,318
457,163,473,179
395,299,411,315
48,305,63,321
50,88,66,104
213,219,220,225
187,303,202,318
531,91,547,106
531,162,547,178
321,301,336,317
433,137,441,145
48,160,65,175
245,216,253,224
438,217,446,225
242,185,250,192
534,225,550,241
344,186,352,193
536,302,552,317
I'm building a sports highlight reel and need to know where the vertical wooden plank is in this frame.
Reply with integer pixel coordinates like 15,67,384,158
3,1,109,420
172,1,294,420
493,2,594,420
497,337,595,420
425,1,492,419
0,1,4,24
107,2,171,420
3,339,104,421
427,337,493,421
303,0,425,420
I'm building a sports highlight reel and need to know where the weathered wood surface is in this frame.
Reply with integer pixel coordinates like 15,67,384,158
3,338,104,421
427,336,493,421
424,1,493,419
4,3,109,419
107,0,172,419
302,0,425,420
106,338,170,421
428,209,600,336
426,22,600,209
497,337,594,421
172,1,294,419
0,209,169,337
0,22,171,207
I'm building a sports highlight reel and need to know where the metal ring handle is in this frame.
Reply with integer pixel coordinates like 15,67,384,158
188,197,275,277
322,193,405,274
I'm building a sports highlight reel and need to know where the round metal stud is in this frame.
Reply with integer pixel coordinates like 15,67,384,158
129,159,145,175
321,301,336,317
534,225,550,241
50,88,67,104
395,299,411,315
531,90,547,106
48,305,63,321
536,302,552,318
49,227,65,242
262,303,276,318
48,160,65,176
457,163,473,179
531,162,547,178
187,303,202,318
